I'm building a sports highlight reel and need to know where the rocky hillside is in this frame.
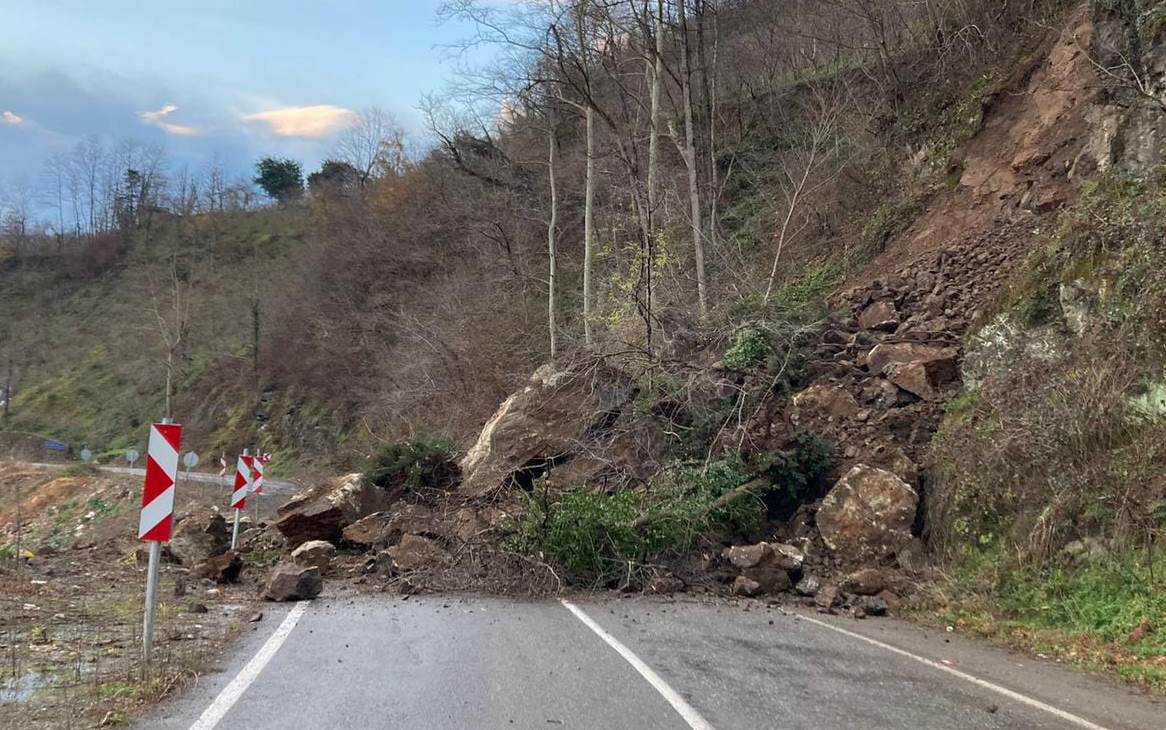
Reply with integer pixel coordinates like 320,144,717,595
244,0,1166,692
3,0,1166,693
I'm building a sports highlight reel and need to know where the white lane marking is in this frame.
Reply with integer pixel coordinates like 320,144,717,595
561,599,715,730
793,612,1110,730
189,601,309,730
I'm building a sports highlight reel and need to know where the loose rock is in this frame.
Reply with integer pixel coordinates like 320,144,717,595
291,540,336,572
263,563,323,602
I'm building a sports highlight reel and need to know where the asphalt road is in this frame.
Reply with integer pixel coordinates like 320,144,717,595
24,462,300,495
139,595,1164,730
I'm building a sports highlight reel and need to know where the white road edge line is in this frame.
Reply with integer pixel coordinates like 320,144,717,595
793,612,1110,730
189,600,309,730
561,599,715,730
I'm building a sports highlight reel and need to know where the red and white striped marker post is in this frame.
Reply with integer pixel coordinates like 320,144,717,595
250,452,265,522
137,419,182,664
230,450,253,549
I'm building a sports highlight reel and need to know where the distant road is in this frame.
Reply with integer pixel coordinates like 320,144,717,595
19,461,301,496
138,595,1163,730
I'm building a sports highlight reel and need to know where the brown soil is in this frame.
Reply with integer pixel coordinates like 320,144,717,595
0,464,279,729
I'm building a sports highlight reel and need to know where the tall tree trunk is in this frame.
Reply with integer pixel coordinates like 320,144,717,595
698,0,720,247
547,118,559,361
678,0,707,320
583,104,595,347
645,0,664,358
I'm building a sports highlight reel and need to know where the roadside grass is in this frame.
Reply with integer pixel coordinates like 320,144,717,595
915,547,1166,694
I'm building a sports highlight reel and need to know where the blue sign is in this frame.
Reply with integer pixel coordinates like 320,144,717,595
43,440,67,453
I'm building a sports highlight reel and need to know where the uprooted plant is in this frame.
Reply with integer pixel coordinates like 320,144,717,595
505,435,833,588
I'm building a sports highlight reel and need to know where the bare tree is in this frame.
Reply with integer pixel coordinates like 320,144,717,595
677,0,707,319
546,109,559,360
763,81,850,304
334,107,409,187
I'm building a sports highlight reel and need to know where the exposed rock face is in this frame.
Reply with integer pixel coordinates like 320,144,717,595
291,540,336,572
459,361,638,498
169,511,230,566
274,473,392,547
263,563,323,602
193,550,242,584
816,465,918,560
385,534,449,572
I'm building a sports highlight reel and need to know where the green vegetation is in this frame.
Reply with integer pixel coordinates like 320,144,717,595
934,546,1166,693
508,437,832,586
928,167,1166,692
364,436,459,495
752,432,835,519
506,454,758,585
253,156,305,202
723,327,771,369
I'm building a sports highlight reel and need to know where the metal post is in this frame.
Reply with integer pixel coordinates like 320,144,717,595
142,540,161,664
231,448,249,550
142,416,172,665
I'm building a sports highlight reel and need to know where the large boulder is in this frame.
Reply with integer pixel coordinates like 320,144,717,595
865,342,957,381
884,360,958,401
792,384,860,420
169,510,230,566
459,362,637,497
263,563,323,602
274,473,392,547
385,534,449,572
291,540,336,572
816,464,918,560
341,504,435,548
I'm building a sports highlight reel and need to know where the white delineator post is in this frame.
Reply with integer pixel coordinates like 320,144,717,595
250,453,265,522
138,419,182,665
230,450,252,549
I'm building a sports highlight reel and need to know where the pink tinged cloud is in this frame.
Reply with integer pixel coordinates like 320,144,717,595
139,104,199,136
242,105,356,138
2,111,24,126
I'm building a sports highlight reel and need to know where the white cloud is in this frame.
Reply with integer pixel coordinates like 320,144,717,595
2,111,24,126
139,104,199,136
242,105,356,138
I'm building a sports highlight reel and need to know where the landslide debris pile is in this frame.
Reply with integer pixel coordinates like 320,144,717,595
255,2,1155,615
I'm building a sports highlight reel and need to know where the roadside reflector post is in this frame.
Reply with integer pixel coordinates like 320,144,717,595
138,418,182,666
251,450,265,523
230,449,253,549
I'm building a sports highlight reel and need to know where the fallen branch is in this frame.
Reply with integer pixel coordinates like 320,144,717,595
630,477,769,530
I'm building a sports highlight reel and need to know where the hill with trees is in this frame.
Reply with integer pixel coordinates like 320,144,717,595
3,0,1166,690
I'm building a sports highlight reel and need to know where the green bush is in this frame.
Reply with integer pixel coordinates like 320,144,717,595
724,327,771,369
753,432,835,519
364,436,459,495
506,444,833,586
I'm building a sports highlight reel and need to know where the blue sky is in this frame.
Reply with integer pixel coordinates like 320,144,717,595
0,1,495,187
